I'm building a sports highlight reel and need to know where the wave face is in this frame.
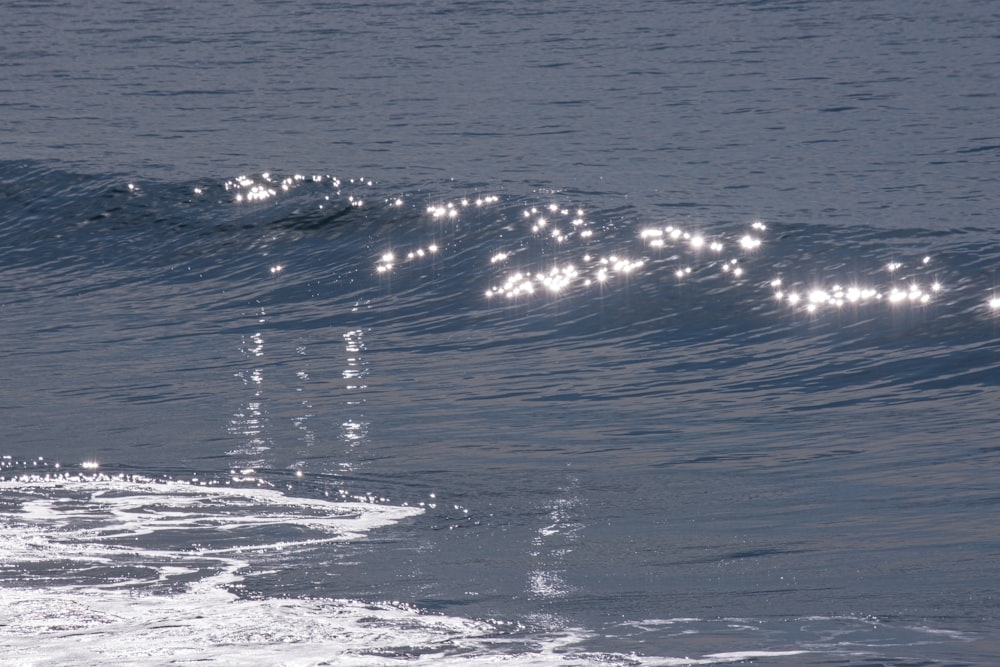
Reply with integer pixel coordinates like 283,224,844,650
2,161,998,665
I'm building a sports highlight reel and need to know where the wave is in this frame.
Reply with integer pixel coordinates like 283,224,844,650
5,160,997,316
4,160,999,467
4,160,1000,452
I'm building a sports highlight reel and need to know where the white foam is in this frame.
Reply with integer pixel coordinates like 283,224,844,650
4,475,916,665
0,475,598,665
0,588,527,666
634,653,808,667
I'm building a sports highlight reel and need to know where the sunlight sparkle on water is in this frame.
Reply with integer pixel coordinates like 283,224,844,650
486,263,584,298
377,242,439,274
376,251,394,273
765,243,945,313
364,193,951,321
489,214,769,300
775,281,883,312
428,195,499,219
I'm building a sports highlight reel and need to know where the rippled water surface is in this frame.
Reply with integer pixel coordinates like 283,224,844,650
2,1,999,665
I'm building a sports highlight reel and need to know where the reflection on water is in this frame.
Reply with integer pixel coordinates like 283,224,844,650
228,317,270,466
339,329,370,474
289,341,315,475
528,481,583,600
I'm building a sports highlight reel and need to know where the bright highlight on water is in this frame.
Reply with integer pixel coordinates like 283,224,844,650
208,174,991,319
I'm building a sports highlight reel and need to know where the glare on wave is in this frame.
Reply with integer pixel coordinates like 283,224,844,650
772,278,941,313
481,202,966,317
426,195,500,220
223,172,361,204
375,194,503,274
366,189,999,317
721,258,744,278
638,221,762,284
1,455,61,472
377,244,440,274
215,176,997,318
485,264,586,298
641,226,711,251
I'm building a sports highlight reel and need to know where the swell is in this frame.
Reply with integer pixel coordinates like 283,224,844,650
4,160,1000,405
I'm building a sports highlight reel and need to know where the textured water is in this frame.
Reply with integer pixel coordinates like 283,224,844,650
2,1,999,665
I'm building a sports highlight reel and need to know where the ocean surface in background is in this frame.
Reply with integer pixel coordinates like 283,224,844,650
1,1,999,665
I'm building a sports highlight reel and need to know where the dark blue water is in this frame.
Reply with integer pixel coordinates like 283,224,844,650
2,1,999,665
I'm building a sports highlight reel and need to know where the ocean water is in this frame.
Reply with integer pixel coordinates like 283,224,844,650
2,1,999,665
